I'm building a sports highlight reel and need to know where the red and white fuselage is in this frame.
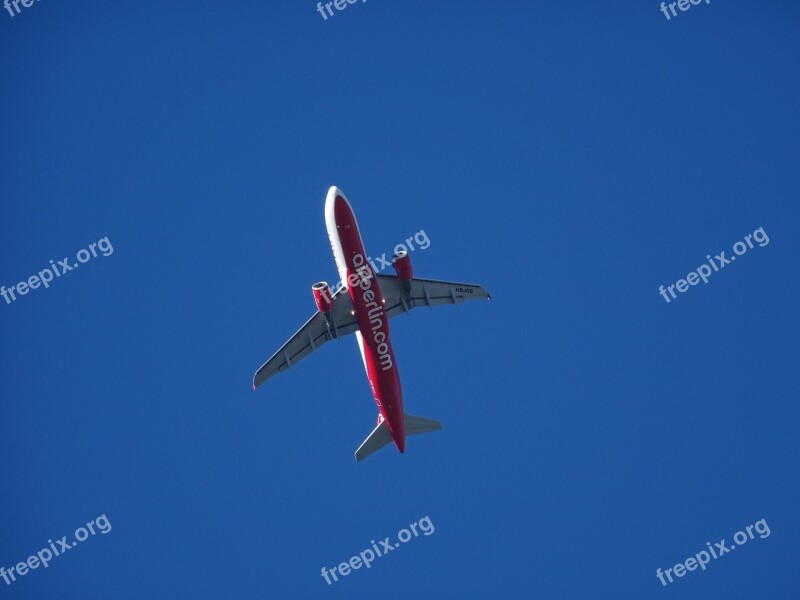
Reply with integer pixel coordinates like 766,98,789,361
325,187,406,452
253,185,489,460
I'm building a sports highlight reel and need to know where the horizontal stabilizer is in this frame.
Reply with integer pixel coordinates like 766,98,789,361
355,420,393,462
404,414,442,436
355,414,443,462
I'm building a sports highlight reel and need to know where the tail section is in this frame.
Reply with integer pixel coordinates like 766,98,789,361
354,414,442,462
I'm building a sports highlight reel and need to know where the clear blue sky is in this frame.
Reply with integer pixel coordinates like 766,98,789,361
1,1,798,598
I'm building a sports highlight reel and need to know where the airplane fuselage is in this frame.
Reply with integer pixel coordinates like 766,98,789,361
325,188,406,452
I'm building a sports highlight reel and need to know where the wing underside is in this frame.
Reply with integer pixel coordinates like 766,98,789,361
376,275,490,319
253,275,490,389
252,288,359,389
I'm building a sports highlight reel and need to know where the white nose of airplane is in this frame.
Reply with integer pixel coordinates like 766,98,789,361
324,186,361,285
325,185,357,232
325,185,343,208
325,185,352,220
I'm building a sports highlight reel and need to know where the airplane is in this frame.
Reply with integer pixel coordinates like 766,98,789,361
252,186,490,461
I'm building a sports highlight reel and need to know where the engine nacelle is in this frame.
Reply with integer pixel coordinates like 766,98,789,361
392,250,413,283
312,282,333,313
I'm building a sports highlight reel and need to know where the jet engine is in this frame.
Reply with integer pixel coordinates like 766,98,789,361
312,282,333,313
392,251,413,291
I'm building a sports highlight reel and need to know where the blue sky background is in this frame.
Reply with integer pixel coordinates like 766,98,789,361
1,1,798,598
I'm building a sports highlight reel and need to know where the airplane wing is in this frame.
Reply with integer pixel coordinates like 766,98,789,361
252,287,360,390
376,275,490,318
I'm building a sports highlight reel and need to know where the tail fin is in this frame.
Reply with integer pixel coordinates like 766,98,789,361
354,414,442,462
